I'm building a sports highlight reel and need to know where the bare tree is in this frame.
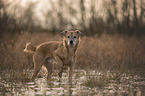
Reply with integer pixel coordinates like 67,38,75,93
80,0,86,30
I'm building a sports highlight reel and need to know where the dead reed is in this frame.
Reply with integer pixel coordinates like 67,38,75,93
76,34,145,71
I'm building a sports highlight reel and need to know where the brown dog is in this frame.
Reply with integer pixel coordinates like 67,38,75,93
24,30,83,82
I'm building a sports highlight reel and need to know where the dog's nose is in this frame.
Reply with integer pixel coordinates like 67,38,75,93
70,40,73,45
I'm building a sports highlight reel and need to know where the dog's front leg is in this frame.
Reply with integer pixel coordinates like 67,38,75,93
68,65,73,83
68,56,76,83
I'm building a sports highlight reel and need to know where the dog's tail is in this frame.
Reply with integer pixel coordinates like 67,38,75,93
24,42,36,53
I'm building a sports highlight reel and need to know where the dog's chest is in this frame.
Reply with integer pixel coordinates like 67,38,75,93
60,50,74,61
55,48,75,65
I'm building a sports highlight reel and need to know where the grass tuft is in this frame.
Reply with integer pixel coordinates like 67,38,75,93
82,71,122,88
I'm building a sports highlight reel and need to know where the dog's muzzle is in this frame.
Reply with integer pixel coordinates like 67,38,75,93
70,40,73,45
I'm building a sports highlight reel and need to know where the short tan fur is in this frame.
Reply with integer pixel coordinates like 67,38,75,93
24,30,83,82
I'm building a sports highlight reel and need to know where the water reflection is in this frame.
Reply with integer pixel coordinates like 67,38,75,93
0,70,145,96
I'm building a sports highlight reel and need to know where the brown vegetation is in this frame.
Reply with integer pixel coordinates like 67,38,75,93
77,34,145,71
0,32,145,72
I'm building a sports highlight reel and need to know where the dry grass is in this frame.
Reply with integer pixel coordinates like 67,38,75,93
0,32,145,72
0,32,62,70
77,34,145,71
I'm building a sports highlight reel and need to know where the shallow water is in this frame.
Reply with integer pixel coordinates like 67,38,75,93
0,70,145,96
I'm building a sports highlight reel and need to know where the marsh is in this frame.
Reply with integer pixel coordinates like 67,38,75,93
0,70,145,96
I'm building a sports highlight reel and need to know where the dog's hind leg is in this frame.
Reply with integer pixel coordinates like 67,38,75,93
43,57,54,81
58,66,64,78
31,53,44,80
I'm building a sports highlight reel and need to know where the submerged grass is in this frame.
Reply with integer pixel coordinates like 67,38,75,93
82,71,122,88
1,70,31,83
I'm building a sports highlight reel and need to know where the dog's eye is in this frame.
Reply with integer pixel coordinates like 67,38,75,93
67,36,70,38
74,36,76,38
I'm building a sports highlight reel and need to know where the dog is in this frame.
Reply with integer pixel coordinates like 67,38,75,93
24,30,83,82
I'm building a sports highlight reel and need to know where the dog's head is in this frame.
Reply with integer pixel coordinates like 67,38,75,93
61,30,83,47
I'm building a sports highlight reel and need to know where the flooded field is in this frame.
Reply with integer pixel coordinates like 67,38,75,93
0,70,145,96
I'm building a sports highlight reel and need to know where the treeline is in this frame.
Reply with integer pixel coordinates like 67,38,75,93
105,0,144,36
0,1,40,36
0,0,144,36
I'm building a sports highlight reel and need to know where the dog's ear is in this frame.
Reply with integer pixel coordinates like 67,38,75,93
60,30,68,36
76,30,83,36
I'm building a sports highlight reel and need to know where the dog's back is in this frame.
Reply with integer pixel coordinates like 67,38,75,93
24,41,62,56
35,41,62,57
